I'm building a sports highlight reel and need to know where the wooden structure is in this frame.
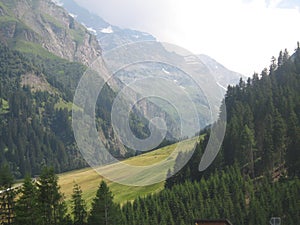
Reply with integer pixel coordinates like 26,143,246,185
194,219,233,225
0,185,21,224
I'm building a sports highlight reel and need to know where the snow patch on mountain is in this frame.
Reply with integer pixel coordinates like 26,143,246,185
87,27,97,35
184,55,201,65
217,82,227,91
142,32,152,36
101,26,114,34
162,68,170,75
51,0,63,6
68,13,77,18
79,23,96,34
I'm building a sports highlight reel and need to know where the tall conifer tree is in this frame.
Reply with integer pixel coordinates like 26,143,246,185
88,180,120,225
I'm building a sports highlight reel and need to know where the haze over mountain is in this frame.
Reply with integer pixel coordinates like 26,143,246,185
0,0,299,224
59,0,244,130
0,0,210,177
197,54,245,90
0,0,246,178
73,0,300,77
60,0,245,86
60,0,156,51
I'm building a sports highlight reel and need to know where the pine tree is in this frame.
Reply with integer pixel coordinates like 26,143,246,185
283,49,289,64
88,180,120,225
165,169,174,189
37,167,69,225
286,110,300,177
14,175,41,225
240,125,256,177
71,183,87,225
270,56,277,74
278,50,283,67
273,109,287,165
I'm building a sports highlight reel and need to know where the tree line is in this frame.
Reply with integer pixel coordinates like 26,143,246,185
222,45,300,178
158,44,300,224
1,164,299,225
1,33,300,225
166,43,300,187
0,166,121,225
121,165,300,225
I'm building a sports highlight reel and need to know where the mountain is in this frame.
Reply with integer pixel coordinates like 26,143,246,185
60,0,156,51
59,0,244,134
0,42,300,225
0,0,244,177
0,0,100,65
197,54,245,91
0,43,84,177
60,0,243,85
0,0,153,177
0,0,299,222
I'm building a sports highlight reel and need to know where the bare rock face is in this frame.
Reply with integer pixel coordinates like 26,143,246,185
0,0,101,65
0,6,4,16
21,72,54,93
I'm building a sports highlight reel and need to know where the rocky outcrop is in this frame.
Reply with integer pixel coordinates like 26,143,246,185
0,5,4,16
0,0,101,65
21,72,54,93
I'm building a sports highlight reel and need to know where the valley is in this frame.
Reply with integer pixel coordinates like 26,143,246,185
0,0,299,225
58,137,199,209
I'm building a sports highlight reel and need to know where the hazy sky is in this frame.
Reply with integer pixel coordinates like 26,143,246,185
74,0,300,76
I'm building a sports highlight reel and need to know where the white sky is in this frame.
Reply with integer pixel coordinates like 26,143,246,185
74,0,300,76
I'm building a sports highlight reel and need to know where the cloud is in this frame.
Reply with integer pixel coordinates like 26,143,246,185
74,0,300,76
74,0,171,31
276,0,300,10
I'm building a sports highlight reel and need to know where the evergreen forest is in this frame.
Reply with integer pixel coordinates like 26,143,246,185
1,45,300,224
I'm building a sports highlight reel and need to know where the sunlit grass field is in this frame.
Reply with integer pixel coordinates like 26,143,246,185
58,137,199,210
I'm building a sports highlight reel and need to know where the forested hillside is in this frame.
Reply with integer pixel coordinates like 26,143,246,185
2,164,298,225
167,44,300,186
0,0,155,177
0,0,299,223
121,166,300,225
126,45,300,224
1,41,300,224
223,46,300,178
0,44,89,177
0,41,138,178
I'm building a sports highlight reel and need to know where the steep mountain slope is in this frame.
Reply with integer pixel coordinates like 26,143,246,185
0,44,85,177
58,0,245,133
0,0,244,177
197,54,245,90
0,0,101,65
58,0,232,133
60,0,243,83
0,0,152,177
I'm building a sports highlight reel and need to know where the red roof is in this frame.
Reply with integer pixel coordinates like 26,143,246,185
194,219,234,225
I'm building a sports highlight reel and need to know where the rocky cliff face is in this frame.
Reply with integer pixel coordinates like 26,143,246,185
0,0,101,65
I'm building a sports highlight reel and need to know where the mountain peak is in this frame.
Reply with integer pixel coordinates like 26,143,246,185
60,0,156,51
